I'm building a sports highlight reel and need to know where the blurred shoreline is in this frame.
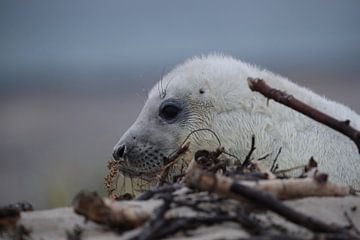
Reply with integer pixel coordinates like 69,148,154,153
1,0,359,208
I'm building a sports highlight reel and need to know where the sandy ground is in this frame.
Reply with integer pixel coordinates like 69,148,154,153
1,195,358,240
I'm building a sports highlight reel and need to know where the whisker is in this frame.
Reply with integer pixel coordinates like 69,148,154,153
183,128,222,147
166,128,222,159
160,67,166,98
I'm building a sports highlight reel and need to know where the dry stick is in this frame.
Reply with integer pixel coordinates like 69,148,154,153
73,191,152,229
156,142,191,186
248,78,360,153
273,165,304,176
258,153,271,161
186,168,349,234
238,135,256,172
270,147,282,173
190,169,351,200
275,157,319,178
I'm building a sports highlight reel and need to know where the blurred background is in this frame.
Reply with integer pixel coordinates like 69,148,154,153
1,1,359,209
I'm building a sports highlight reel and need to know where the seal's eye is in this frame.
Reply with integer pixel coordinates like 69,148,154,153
159,101,182,122
160,104,181,120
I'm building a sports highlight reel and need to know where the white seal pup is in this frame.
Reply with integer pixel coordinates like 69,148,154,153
113,54,360,187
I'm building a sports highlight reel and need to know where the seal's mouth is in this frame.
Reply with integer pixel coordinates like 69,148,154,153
117,157,161,180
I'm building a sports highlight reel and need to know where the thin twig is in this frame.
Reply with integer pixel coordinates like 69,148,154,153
157,142,190,186
238,135,256,172
274,165,304,176
270,147,282,173
258,153,271,161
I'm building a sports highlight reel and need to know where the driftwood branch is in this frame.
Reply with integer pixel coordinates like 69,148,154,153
73,191,153,229
186,168,351,200
248,78,360,153
185,168,350,234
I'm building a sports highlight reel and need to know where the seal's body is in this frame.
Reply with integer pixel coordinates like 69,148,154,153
113,55,360,187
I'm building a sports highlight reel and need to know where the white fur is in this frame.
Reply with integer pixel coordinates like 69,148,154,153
148,54,360,187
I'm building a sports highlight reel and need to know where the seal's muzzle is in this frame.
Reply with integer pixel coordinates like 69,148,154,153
113,144,126,160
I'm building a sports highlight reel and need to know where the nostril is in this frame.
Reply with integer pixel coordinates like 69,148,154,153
113,145,126,160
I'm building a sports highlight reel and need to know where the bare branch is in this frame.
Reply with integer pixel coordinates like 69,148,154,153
185,168,351,233
73,191,152,229
248,78,360,153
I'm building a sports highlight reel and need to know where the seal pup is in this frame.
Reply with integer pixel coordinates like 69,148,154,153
113,54,360,187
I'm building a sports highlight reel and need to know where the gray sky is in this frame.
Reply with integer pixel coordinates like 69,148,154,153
1,1,360,83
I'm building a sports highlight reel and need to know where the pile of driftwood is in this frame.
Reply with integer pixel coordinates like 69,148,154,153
75,139,359,239
74,152,358,239
72,79,360,239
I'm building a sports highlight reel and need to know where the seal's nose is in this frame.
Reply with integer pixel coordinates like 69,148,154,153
113,144,126,160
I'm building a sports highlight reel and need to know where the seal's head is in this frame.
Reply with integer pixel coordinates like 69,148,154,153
112,55,246,178
111,54,360,188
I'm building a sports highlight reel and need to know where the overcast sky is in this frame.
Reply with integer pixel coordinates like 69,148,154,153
1,0,360,84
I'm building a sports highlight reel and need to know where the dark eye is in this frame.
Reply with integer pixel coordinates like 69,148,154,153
159,102,182,122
